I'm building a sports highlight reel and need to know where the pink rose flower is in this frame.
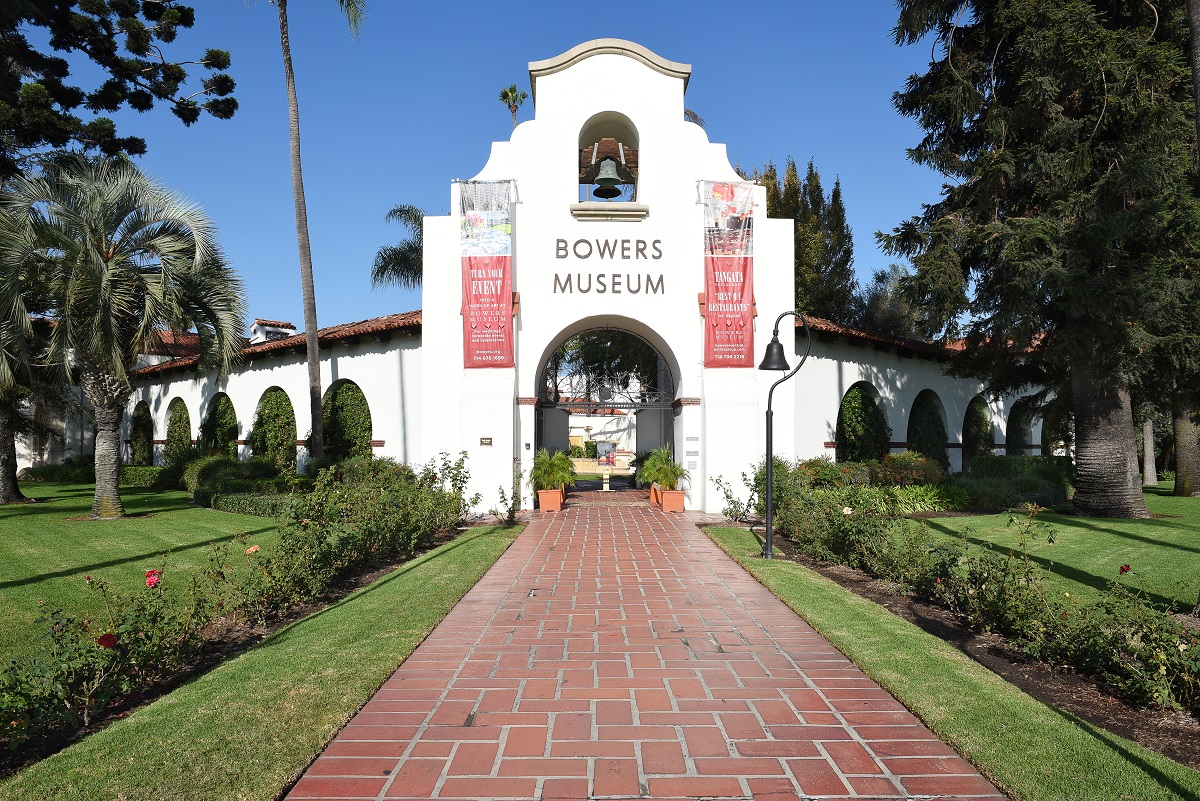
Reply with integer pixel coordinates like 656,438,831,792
145,569,161,588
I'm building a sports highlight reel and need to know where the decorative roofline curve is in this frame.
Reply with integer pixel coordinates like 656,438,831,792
528,39,691,102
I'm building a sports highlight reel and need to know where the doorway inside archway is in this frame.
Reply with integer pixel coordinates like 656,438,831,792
534,327,676,489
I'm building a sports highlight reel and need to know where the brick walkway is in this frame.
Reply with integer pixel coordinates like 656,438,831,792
286,500,1004,801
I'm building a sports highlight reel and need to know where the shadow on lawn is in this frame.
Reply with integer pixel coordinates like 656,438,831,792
926,523,1187,611
1047,704,1198,799
0,528,274,590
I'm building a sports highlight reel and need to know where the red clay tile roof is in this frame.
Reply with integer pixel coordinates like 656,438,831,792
801,316,957,358
143,330,202,357
253,319,296,329
134,310,422,379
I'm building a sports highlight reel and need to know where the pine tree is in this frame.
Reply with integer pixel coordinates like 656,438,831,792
881,0,1198,518
0,2,236,178
757,158,857,323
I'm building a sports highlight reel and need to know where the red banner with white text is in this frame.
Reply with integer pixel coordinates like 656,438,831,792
702,181,755,367
460,181,514,367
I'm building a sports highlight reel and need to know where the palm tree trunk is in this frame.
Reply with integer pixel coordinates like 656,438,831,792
1070,355,1149,518
0,397,27,504
1142,416,1157,486
1174,397,1200,497
277,0,324,462
82,370,130,519
510,105,518,128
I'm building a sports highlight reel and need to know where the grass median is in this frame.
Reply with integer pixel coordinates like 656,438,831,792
0,523,520,801
706,525,1200,801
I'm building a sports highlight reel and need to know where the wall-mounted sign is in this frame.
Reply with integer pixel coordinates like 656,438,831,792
480,437,493,446
461,181,514,368
702,181,755,367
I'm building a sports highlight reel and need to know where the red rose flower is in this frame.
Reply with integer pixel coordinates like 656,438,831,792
145,569,161,588
1119,564,1131,575
96,633,117,649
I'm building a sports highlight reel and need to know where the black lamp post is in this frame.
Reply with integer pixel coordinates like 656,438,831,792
758,311,811,559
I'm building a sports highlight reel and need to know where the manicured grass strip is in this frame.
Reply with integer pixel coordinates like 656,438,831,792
0,525,521,801
706,526,1200,801
920,489,1200,609
2,482,279,663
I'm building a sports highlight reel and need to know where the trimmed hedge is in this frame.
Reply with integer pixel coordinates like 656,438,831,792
907,390,949,471
164,399,192,463
247,388,297,470
210,492,290,518
129,402,154,467
322,382,372,462
120,466,164,487
199,395,238,459
962,395,992,470
836,386,891,462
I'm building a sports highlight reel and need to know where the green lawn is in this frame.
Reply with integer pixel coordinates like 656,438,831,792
1,482,279,663
1,521,520,800
707,526,1200,801
919,486,1200,609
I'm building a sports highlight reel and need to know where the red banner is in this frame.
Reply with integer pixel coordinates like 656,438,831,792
462,255,513,367
702,181,755,367
704,255,754,366
460,181,514,368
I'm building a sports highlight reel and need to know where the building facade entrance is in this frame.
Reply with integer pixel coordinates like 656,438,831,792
534,326,676,470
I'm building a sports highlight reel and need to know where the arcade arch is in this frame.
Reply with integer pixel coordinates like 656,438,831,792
907,389,949,470
128,401,154,466
201,393,238,458
533,320,679,464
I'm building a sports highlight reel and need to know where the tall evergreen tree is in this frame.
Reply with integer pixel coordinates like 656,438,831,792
0,1,236,178
881,0,1197,518
758,158,857,323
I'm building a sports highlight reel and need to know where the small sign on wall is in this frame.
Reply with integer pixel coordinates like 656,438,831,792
480,437,493,446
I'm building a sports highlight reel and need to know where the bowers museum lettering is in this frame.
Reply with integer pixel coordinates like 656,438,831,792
553,238,665,294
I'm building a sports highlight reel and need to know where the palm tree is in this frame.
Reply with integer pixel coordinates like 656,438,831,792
0,205,39,503
274,0,366,463
1,156,245,518
371,204,424,289
499,84,527,129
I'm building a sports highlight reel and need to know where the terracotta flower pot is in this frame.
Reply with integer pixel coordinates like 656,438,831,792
538,488,563,512
660,489,685,512
650,482,662,506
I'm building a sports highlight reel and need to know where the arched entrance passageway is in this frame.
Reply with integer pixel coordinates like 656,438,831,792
533,323,679,488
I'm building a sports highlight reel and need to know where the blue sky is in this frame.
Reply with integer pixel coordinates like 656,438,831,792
82,1,945,331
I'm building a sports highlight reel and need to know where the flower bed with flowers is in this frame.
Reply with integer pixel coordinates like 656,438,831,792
0,453,479,753
713,456,1199,714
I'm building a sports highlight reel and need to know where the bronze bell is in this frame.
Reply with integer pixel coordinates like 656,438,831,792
592,158,622,199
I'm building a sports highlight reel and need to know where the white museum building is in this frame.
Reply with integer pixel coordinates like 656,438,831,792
17,39,1041,513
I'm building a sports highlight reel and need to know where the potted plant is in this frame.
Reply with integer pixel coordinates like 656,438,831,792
636,448,666,505
530,448,576,511
655,457,690,512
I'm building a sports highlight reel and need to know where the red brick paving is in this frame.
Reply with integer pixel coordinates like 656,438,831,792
285,502,1005,800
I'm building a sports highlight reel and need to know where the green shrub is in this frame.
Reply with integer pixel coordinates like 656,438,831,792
322,381,373,462
907,391,949,470
584,441,598,459
530,448,576,495
888,483,969,514
163,399,193,464
868,452,946,487
247,387,298,470
794,456,871,488
119,465,164,487
185,457,287,508
249,454,473,610
835,386,891,462
129,402,154,467
962,395,993,471
569,444,585,458
23,455,95,482
776,485,897,570
210,492,290,518
199,394,238,459
947,474,1067,511
1006,400,1033,455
